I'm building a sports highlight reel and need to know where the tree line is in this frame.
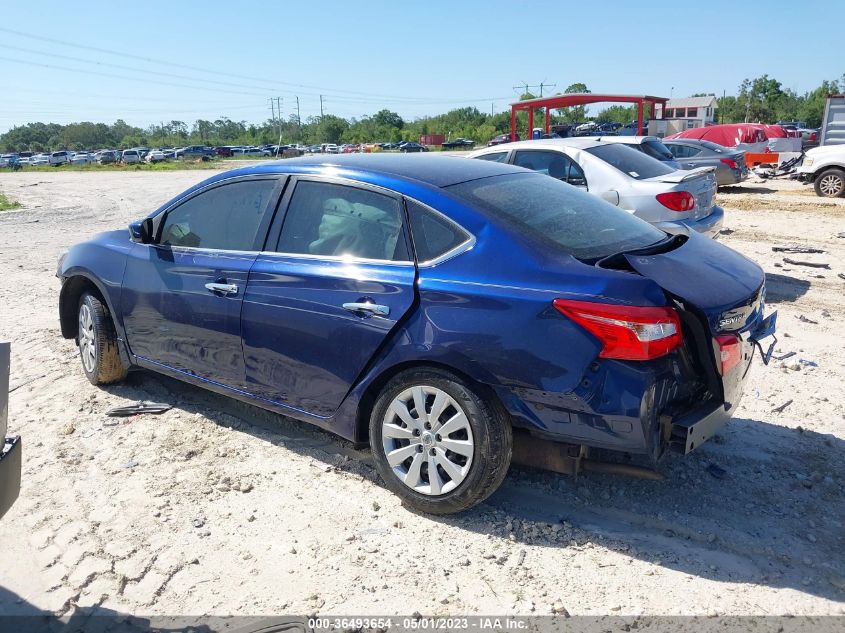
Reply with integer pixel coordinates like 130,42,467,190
2,74,842,153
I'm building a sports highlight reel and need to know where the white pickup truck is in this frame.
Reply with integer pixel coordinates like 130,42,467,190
795,145,845,197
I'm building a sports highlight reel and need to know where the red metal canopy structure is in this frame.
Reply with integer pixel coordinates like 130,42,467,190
510,93,669,139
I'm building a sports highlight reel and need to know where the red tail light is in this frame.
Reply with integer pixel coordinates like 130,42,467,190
714,334,742,375
720,158,738,170
655,191,695,212
553,299,682,361
810,132,817,141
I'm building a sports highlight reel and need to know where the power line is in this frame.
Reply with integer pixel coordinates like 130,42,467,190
0,27,512,105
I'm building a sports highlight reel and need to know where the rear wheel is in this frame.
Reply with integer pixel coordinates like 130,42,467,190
77,292,128,385
814,168,845,198
369,368,511,514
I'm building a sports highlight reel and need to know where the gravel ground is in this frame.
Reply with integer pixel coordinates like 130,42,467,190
0,169,843,618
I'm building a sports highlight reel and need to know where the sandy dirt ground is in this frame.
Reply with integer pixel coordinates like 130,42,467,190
0,168,843,619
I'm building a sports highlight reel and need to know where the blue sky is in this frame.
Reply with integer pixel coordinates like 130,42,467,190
2,0,843,132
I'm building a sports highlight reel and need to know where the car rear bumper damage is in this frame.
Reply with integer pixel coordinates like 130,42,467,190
0,436,21,519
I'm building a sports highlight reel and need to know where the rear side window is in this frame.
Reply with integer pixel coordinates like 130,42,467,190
406,200,469,263
513,150,587,187
276,181,409,261
585,144,674,180
160,179,277,250
447,172,665,261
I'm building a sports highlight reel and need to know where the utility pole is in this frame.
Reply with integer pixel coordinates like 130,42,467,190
320,95,325,118
295,96,301,126
538,82,555,97
513,82,540,98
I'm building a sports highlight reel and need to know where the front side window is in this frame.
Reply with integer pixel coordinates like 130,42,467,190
276,181,408,261
160,179,277,250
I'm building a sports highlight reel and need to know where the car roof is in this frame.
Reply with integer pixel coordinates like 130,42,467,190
217,154,526,188
478,138,604,150
587,136,660,145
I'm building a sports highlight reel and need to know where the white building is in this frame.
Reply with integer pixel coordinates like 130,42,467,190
656,96,718,128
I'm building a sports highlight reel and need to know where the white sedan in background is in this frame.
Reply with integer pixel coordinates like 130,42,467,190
121,149,141,164
29,154,50,166
145,149,167,163
468,138,723,237
70,152,93,165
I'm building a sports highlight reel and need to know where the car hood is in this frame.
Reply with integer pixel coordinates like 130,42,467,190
622,231,764,334
805,145,845,159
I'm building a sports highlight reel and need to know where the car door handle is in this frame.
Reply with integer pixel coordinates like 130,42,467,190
205,282,238,296
342,302,390,317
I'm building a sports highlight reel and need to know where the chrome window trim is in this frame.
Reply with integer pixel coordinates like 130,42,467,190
404,197,476,268
256,250,416,268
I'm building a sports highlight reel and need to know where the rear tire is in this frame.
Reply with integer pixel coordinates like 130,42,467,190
814,168,845,198
77,292,128,385
369,368,511,514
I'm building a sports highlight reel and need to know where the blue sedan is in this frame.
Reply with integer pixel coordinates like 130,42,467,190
57,155,776,513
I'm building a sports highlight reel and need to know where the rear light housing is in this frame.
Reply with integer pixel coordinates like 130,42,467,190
720,158,738,170
655,191,695,212
714,334,742,375
553,299,683,361
810,132,817,141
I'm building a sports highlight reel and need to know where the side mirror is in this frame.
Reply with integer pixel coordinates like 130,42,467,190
128,218,153,244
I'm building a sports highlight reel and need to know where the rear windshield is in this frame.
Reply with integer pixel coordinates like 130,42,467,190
641,139,675,161
585,143,674,180
697,140,727,153
446,173,665,261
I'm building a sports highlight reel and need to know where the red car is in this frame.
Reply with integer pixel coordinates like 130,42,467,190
214,146,234,157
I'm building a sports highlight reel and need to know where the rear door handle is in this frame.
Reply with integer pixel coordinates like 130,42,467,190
342,302,390,317
205,282,238,296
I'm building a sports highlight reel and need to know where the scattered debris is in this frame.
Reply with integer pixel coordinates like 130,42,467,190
706,464,728,480
516,550,526,566
839,273,845,282
772,399,793,414
106,401,172,417
772,351,796,361
782,258,830,269
192,518,205,528
719,228,735,236
798,315,818,324
799,359,818,367
772,246,826,254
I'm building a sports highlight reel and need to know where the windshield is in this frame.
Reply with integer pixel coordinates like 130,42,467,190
446,172,666,261
585,143,675,180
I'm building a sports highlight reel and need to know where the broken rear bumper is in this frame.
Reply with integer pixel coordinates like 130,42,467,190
0,436,21,519
670,402,729,454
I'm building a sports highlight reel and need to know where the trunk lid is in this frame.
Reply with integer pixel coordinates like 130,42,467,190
621,231,765,335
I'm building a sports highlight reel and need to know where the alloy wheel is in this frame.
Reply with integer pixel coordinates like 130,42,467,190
381,385,474,496
819,174,843,197
78,303,96,373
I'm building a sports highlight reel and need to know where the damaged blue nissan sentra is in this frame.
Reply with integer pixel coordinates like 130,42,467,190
57,154,776,513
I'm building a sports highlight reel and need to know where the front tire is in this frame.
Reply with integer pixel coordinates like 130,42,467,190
814,168,845,198
369,368,512,514
77,292,128,385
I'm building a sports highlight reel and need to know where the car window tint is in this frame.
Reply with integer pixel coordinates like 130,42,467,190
276,181,408,261
513,151,587,187
476,152,508,163
406,200,469,263
446,172,665,261
641,140,676,161
160,179,276,250
585,143,674,180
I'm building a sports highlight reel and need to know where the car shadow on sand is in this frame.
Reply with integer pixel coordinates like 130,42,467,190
104,371,845,604
766,272,812,303
719,186,777,194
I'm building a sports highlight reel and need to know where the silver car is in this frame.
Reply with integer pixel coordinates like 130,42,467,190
663,139,748,187
468,138,723,237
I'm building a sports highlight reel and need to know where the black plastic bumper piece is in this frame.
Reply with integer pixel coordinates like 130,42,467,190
671,402,729,454
0,436,21,519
